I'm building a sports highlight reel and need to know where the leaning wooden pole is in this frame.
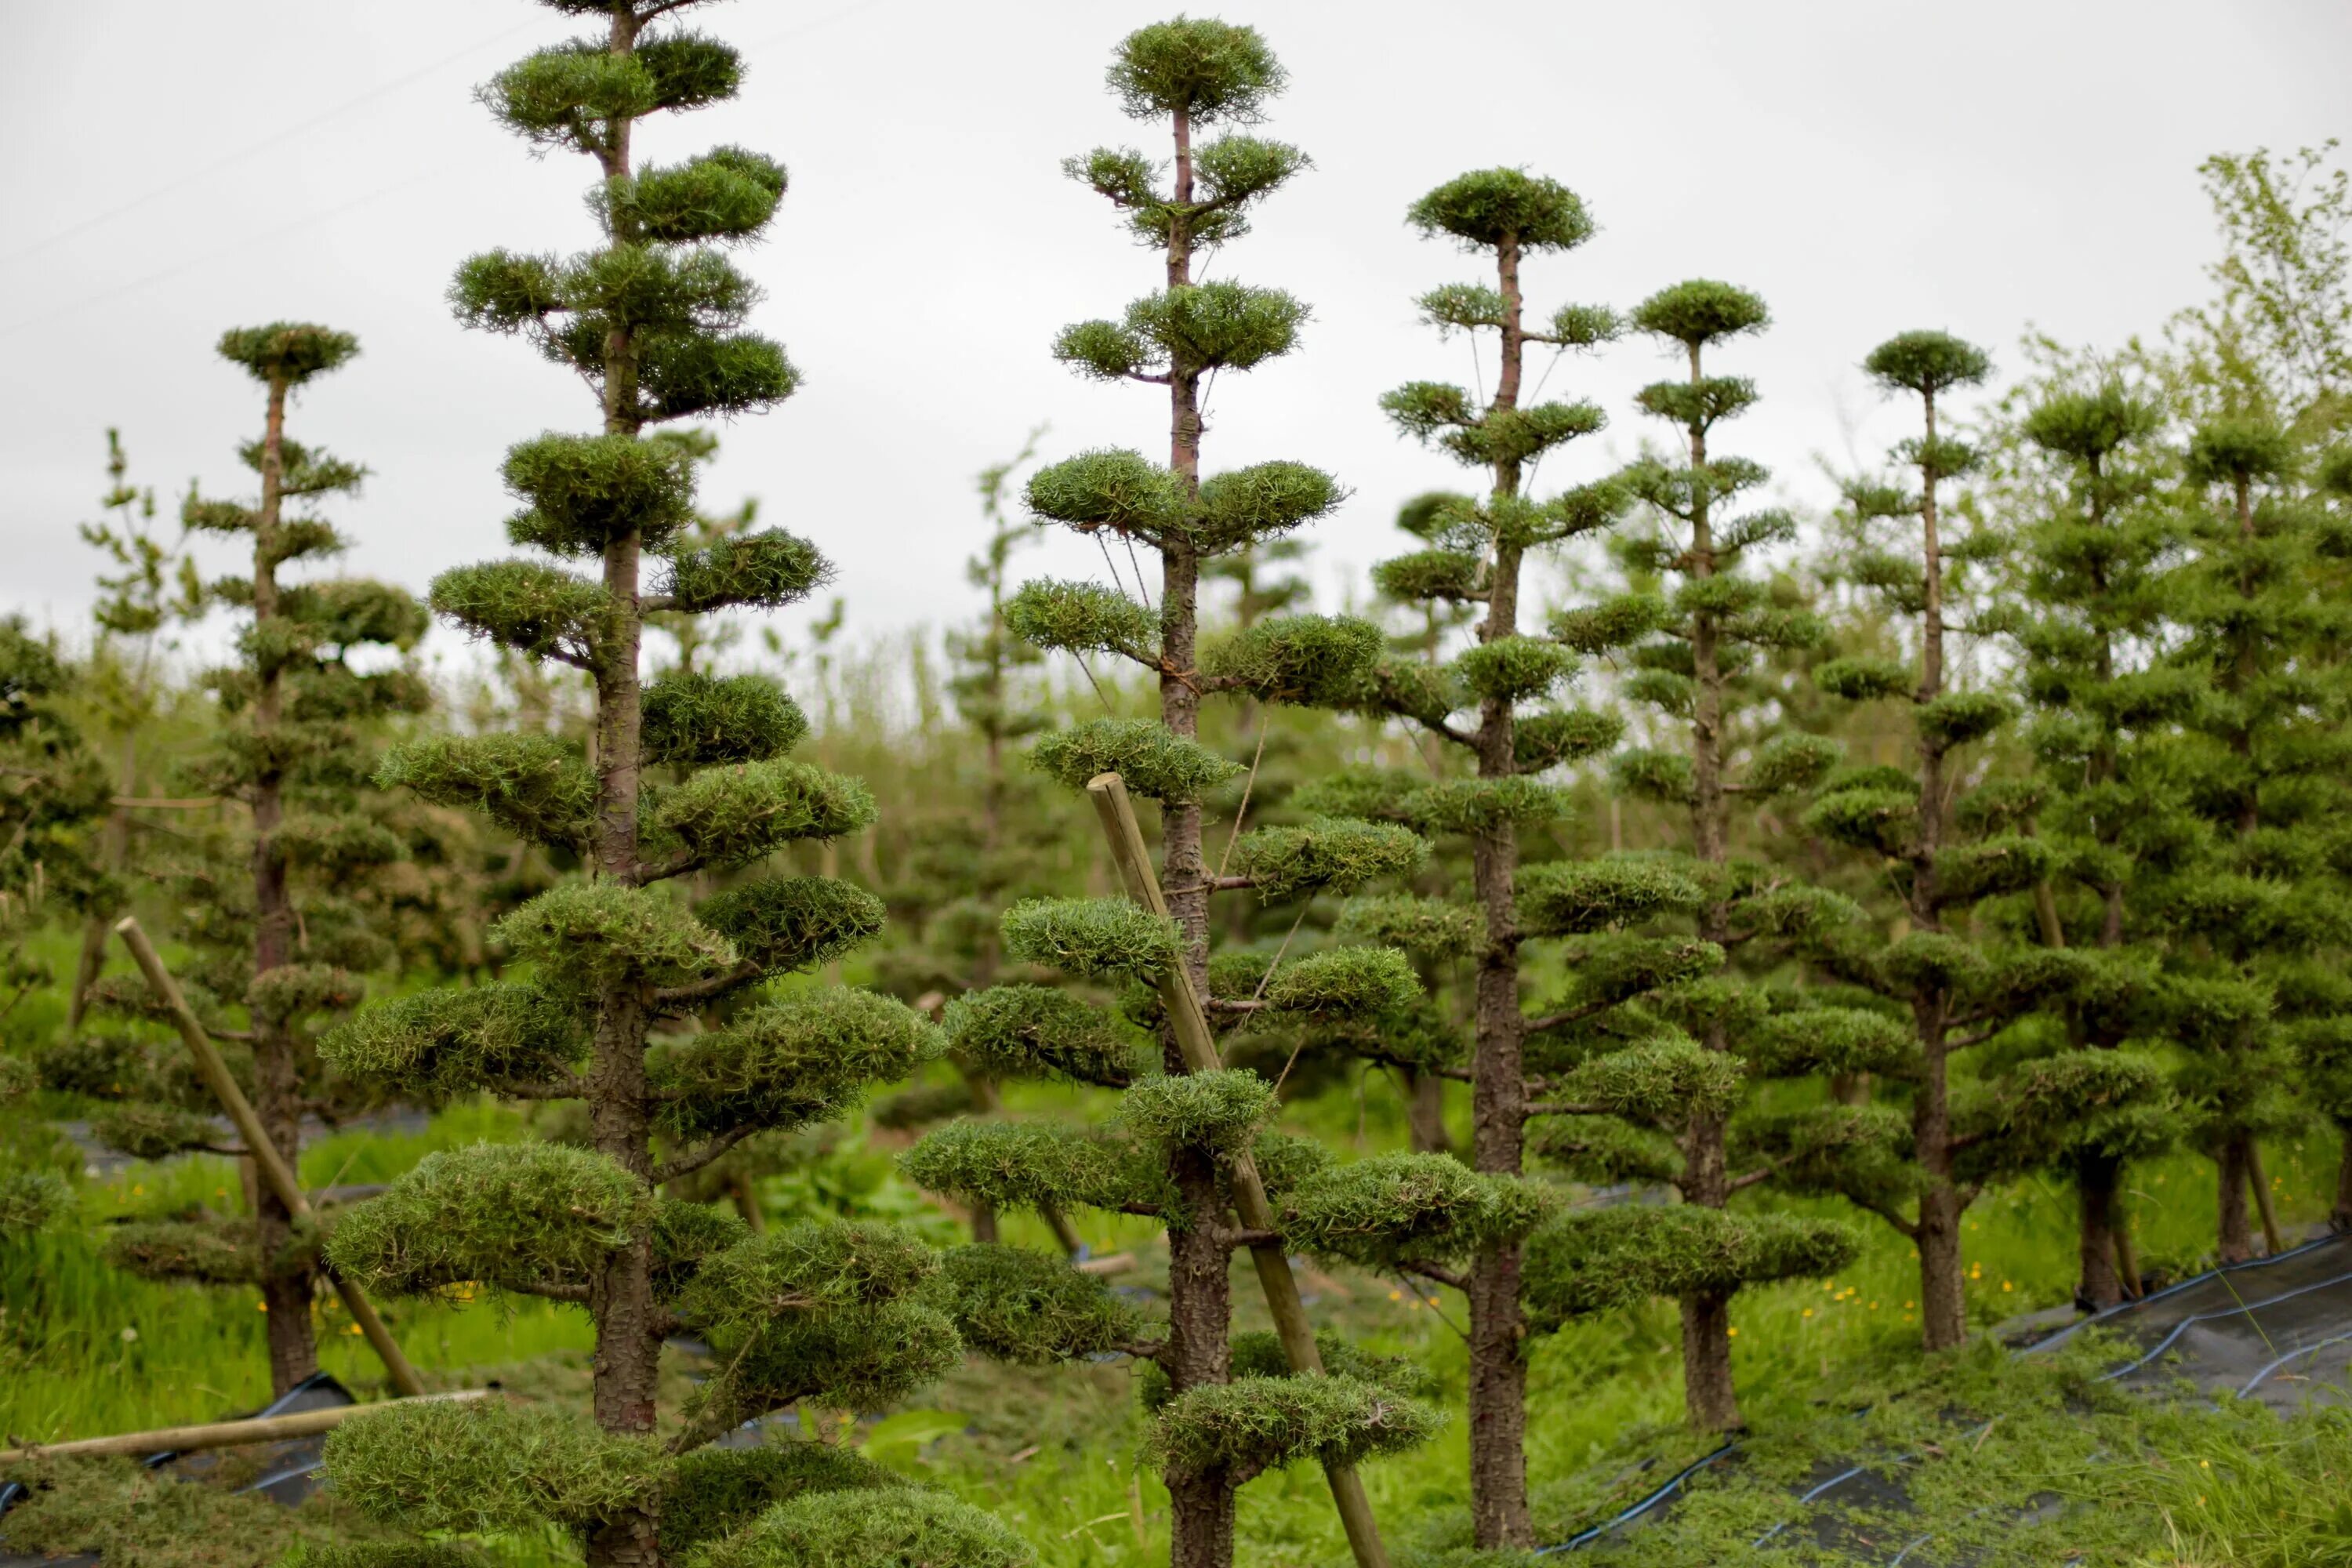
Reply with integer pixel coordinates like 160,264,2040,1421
113,916,428,1399
1085,771,1393,1568
0,1390,488,1464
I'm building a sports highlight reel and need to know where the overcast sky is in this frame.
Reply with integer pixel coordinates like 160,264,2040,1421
3,0,2345,682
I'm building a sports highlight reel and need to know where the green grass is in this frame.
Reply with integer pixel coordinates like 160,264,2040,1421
8,1012,2352,1564
0,1098,590,1443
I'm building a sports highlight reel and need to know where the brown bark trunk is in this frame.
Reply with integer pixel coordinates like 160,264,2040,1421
1402,1068,1449,1155
1164,1144,1235,1566
2077,1153,2123,1311
1907,387,1970,1353
1916,1181,1966,1349
1167,1469,1237,1568
2246,1141,2285,1255
581,20,666,1567
1465,1238,1527,1548
1149,104,1241,1568
1463,234,1533,1551
1679,1291,1739,1431
1677,335,1744,1432
2216,1135,2256,1265
965,1069,1002,1243
247,369,318,1396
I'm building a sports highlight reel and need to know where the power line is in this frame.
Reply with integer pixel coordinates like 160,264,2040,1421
0,0,902,338
0,162,462,342
0,17,539,271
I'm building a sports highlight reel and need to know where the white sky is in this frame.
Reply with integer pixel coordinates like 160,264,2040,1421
2,0,2345,680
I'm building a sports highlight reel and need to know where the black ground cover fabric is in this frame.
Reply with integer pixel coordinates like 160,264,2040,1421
1550,1232,2352,1559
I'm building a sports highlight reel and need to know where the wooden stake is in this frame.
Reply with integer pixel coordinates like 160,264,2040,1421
0,1389,488,1464
1084,771,1392,1568
113,916,428,1399
2247,1142,2286,1255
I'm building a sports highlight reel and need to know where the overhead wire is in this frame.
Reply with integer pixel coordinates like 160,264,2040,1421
0,0,902,343
0,16,543,271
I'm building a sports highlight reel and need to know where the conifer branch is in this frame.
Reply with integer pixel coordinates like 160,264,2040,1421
652,961,763,1007
652,1123,765,1185
507,1277,593,1304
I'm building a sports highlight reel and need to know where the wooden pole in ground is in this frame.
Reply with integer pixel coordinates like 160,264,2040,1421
1084,771,1393,1568
2247,1143,2287,1255
113,916,428,1399
0,1390,488,1464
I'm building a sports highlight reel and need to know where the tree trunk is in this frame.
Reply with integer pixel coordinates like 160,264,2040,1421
2216,1134,2255,1265
1913,996,1965,1350
2246,1140,2284,1255
1462,233,1534,1551
1679,1291,1739,1430
965,1069,1002,1243
582,22,665,1566
1906,387,1972,1355
245,370,319,1397
1166,1468,1237,1568
1465,1240,1527,1548
1402,1068,1448,1155
1163,1145,1235,1567
2077,1153,2123,1311
1675,341,1744,1430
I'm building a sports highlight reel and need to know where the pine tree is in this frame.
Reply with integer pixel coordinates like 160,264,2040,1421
1341,166,1623,1546
903,21,1439,1568
2158,413,2350,1263
1798,330,2132,1349
307,5,1020,1565
46,325,434,1397
1562,279,1871,1428
2004,375,2190,1305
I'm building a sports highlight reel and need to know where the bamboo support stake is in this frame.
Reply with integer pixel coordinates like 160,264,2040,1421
113,916,428,1399
1084,771,1393,1568
0,1389,488,1464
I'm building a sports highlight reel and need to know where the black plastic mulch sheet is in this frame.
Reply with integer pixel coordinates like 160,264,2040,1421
0,1372,355,1565
2021,1230,2352,1412
1547,1231,2352,1561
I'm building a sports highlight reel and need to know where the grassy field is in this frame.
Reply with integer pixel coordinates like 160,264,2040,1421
9,1076,2352,1566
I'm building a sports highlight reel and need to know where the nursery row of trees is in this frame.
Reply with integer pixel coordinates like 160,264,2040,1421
3,2,2350,1566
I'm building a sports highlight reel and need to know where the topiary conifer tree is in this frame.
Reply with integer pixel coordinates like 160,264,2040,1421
2002,376,2190,1305
52,326,432,1397
1559,278,1871,1428
905,22,1439,1567
1799,331,2126,1349
1335,166,1627,1546
2157,414,2352,1262
307,6,1020,1565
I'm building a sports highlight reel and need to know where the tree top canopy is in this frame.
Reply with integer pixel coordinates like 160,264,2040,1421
1407,169,1592,254
1631,279,1769,348
2185,414,2296,484
1108,16,1285,123
1864,330,1991,398
2022,383,2162,463
216,323,360,387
